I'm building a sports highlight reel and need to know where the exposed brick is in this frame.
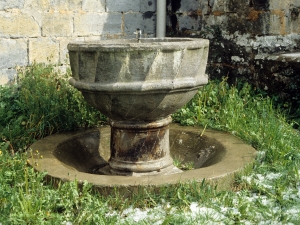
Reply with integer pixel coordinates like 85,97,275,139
29,38,59,64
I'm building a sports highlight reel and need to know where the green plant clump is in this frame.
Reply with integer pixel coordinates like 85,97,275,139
0,63,105,152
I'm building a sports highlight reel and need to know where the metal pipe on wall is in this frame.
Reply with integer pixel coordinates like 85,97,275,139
156,0,166,37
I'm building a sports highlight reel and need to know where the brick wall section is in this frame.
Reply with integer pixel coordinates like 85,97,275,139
0,0,156,84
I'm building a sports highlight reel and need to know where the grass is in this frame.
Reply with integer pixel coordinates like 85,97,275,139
0,64,105,152
1,64,300,224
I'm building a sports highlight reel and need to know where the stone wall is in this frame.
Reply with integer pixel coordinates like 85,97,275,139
167,0,300,112
0,0,156,84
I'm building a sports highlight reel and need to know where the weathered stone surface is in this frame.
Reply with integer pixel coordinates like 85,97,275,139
106,0,140,12
0,39,27,69
140,0,156,12
167,0,300,115
29,38,59,64
176,0,199,12
74,12,122,35
42,12,73,37
0,69,17,85
68,38,209,121
58,37,72,64
49,0,82,11
270,0,300,10
269,10,287,35
289,7,300,33
24,0,50,10
251,0,270,10
178,15,201,31
82,0,105,12
0,11,40,37
124,13,155,37
224,0,248,12
254,52,300,113
0,0,25,10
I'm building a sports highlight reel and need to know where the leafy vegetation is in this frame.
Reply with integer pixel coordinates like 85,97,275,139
1,64,300,224
0,64,105,152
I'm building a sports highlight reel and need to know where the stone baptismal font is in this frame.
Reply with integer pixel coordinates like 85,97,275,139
28,38,256,190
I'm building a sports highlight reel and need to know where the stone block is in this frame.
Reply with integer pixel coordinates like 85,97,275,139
178,15,201,31
211,0,226,13
74,12,122,36
141,0,156,12
58,37,81,64
250,11,271,35
124,13,155,37
0,11,40,37
0,69,17,85
0,39,27,69
269,10,288,35
177,0,199,12
226,0,248,12
83,36,102,41
224,10,270,35
58,37,71,64
42,12,73,37
288,7,300,34
29,38,59,64
199,0,209,15
106,0,140,12
24,0,50,11
269,10,287,35
82,0,106,12
203,14,228,31
0,0,25,10
49,0,82,11
290,19,300,34
269,1,293,10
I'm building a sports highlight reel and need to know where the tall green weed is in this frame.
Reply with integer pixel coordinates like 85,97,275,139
0,64,105,152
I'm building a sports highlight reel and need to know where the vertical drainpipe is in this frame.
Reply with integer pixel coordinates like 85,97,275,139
156,0,166,38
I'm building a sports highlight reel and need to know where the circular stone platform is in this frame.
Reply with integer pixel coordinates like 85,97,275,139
28,123,256,191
